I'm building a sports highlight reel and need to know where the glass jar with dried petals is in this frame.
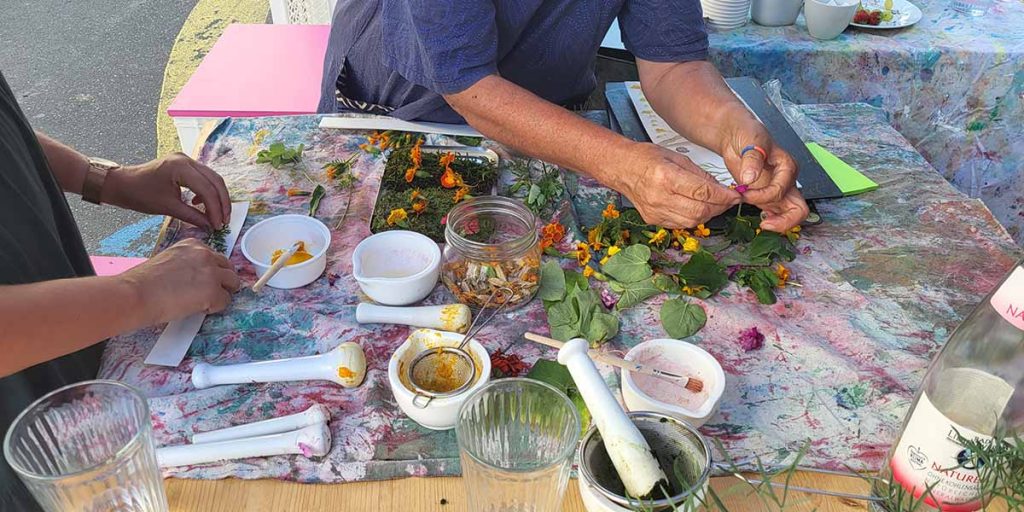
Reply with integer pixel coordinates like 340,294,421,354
442,196,540,310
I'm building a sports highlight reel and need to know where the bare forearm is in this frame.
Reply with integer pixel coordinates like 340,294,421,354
35,131,90,195
638,60,758,154
445,75,639,191
0,276,152,377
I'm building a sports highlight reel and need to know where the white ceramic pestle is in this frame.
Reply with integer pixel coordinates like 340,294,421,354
355,303,472,333
157,422,331,468
191,404,330,444
191,342,367,389
557,338,667,499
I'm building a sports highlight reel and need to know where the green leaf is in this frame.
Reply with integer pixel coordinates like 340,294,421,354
725,215,757,244
676,250,729,293
586,311,620,345
526,359,591,434
735,267,780,305
615,277,662,310
601,244,653,283
527,183,541,205
538,260,567,302
307,185,326,217
660,298,707,338
719,246,772,267
564,269,590,294
546,299,580,341
749,231,796,262
653,273,681,294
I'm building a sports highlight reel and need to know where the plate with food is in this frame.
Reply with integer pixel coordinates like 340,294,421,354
850,0,922,28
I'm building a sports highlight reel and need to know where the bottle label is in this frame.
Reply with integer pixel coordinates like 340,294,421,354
890,393,992,512
990,266,1024,331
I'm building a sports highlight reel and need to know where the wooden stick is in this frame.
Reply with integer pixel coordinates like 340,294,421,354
524,333,704,392
252,243,300,293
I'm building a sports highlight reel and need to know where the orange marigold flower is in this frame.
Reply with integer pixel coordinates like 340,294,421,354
441,168,462,189
410,189,422,201
602,204,620,219
386,208,408,226
412,200,428,215
694,224,710,238
539,221,566,250
453,185,470,203
439,151,456,168
583,265,595,278
587,227,605,251
776,263,790,287
404,167,417,183
576,243,591,267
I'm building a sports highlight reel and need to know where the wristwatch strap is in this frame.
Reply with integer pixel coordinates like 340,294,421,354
82,158,118,205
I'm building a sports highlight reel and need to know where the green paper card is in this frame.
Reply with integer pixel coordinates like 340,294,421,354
806,142,878,196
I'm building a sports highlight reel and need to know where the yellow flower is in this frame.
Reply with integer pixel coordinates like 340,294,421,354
600,256,609,266
602,204,620,219
386,208,408,226
576,243,591,267
607,245,621,257
453,185,470,203
776,263,790,287
682,285,704,296
788,225,801,240
647,228,668,246
755,228,762,235
694,224,710,238
583,265,595,278
683,237,700,253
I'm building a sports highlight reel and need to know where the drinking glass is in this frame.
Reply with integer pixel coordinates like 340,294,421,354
455,377,580,512
3,380,168,512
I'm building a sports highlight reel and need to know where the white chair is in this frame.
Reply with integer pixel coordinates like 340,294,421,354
269,0,337,24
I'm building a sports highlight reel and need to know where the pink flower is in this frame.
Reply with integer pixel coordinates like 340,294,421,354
738,327,764,352
735,184,749,194
600,289,619,309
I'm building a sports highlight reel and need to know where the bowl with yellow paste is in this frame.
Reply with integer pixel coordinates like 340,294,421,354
241,214,331,289
388,329,491,430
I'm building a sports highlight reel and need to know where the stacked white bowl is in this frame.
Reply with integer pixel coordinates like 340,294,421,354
701,0,752,30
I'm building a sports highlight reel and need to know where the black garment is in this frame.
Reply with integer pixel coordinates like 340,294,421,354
0,72,103,511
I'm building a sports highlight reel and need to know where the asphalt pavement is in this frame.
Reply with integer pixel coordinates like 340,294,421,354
0,0,197,252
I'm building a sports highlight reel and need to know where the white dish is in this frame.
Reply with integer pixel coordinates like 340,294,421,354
387,329,491,430
240,214,330,289
751,0,804,25
849,0,922,28
620,339,726,427
803,0,860,39
352,230,441,306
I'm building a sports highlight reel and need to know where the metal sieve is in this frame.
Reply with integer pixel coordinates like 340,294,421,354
407,288,511,408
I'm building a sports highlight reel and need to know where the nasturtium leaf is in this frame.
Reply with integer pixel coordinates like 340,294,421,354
653,273,681,294
609,281,626,293
538,260,567,302
546,299,580,341
735,267,780,305
660,298,707,339
564,269,590,294
586,311,620,345
615,277,662,310
748,231,795,261
725,216,757,244
676,250,729,294
601,244,653,283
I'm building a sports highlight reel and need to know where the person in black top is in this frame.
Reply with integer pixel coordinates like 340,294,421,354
0,71,241,510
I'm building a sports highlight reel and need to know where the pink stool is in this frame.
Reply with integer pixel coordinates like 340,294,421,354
168,24,331,153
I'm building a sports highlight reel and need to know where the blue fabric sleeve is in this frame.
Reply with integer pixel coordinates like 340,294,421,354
381,0,499,95
619,0,709,62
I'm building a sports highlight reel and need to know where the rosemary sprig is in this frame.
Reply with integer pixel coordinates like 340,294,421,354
205,225,230,253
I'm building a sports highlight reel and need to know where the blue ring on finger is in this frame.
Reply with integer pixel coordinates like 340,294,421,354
740,145,767,159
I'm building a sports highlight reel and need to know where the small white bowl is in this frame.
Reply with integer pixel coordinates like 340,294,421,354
352,231,441,306
620,339,725,427
803,0,859,39
387,329,491,430
240,215,331,289
751,0,804,25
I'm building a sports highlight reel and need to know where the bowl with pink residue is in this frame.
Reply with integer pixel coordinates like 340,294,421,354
620,339,725,427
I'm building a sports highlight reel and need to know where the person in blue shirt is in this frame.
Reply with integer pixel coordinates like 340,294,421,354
319,0,809,232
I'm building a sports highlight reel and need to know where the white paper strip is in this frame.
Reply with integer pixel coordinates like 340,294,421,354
144,201,250,367
318,115,482,138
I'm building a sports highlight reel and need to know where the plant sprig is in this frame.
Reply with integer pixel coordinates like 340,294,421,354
507,159,565,215
256,142,304,168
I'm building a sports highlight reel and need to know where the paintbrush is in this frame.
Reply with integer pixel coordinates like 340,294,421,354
524,332,704,393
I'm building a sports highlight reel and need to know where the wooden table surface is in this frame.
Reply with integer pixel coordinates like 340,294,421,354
165,472,872,511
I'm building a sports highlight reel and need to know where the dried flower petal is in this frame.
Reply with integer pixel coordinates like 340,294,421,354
600,288,619,309
738,327,764,352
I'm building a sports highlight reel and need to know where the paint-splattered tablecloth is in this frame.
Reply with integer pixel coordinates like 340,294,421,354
99,105,1020,483
702,0,1024,241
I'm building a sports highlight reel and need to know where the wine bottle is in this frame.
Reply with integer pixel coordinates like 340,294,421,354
871,261,1024,512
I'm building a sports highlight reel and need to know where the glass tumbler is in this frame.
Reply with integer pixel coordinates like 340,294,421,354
3,380,168,512
456,378,580,512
